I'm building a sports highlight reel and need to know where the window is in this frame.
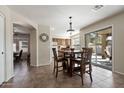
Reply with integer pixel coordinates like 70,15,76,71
71,34,80,50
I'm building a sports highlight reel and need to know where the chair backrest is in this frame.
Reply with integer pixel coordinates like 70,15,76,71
70,48,75,51
70,48,75,58
81,48,92,63
19,50,23,59
52,48,58,61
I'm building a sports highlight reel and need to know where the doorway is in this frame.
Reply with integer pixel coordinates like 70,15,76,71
85,27,112,70
13,24,31,74
12,23,37,76
0,13,5,85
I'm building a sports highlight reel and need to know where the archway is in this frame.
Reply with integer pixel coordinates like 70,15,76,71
12,22,37,76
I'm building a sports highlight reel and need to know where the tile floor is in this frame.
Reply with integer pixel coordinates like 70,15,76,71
1,61,124,88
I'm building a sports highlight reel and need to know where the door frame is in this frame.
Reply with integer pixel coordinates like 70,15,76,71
0,11,6,84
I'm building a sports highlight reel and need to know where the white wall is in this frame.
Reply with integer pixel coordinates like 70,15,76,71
13,25,38,66
11,10,38,30
11,8,38,67
0,6,39,82
0,6,14,81
38,25,51,66
50,27,53,63
14,26,31,34
0,6,52,83
80,12,124,74
11,10,52,67
30,30,37,66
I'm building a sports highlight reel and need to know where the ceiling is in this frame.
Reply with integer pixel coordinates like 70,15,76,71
8,5,124,37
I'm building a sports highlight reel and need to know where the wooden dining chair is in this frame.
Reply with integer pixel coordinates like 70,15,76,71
71,48,93,85
52,48,68,78
15,50,23,62
64,48,75,59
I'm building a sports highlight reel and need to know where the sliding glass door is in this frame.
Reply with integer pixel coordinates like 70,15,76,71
85,27,112,70
85,32,98,64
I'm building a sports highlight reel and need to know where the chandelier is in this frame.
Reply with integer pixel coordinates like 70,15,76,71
67,16,75,33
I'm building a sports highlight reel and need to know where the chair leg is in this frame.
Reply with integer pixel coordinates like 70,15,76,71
53,59,55,73
63,61,67,73
56,63,58,78
62,61,65,70
80,64,85,85
66,61,68,72
17,57,20,62
56,68,58,78
70,60,73,77
89,64,93,82
89,72,93,82
80,70,84,85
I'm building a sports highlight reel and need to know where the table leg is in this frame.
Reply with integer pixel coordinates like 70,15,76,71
67,58,72,77
70,58,72,77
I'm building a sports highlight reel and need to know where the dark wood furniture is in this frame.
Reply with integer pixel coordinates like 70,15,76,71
59,49,81,76
71,48,93,85
52,48,68,78
14,50,23,62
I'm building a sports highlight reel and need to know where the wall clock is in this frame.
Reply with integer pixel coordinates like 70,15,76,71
39,33,49,42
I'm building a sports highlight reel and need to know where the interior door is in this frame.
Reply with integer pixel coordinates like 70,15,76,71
0,14,5,85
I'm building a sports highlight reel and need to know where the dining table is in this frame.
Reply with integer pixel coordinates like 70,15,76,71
58,49,82,77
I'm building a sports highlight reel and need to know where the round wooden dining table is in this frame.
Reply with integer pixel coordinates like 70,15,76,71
58,49,82,76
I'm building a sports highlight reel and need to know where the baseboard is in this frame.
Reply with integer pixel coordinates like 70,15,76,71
115,71,124,76
0,82,4,86
37,62,51,67
5,74,14,82
0,74,14,86
30,64,37,67
29,61,53,67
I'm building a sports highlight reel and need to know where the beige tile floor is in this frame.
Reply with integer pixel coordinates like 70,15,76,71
1,61,124,88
